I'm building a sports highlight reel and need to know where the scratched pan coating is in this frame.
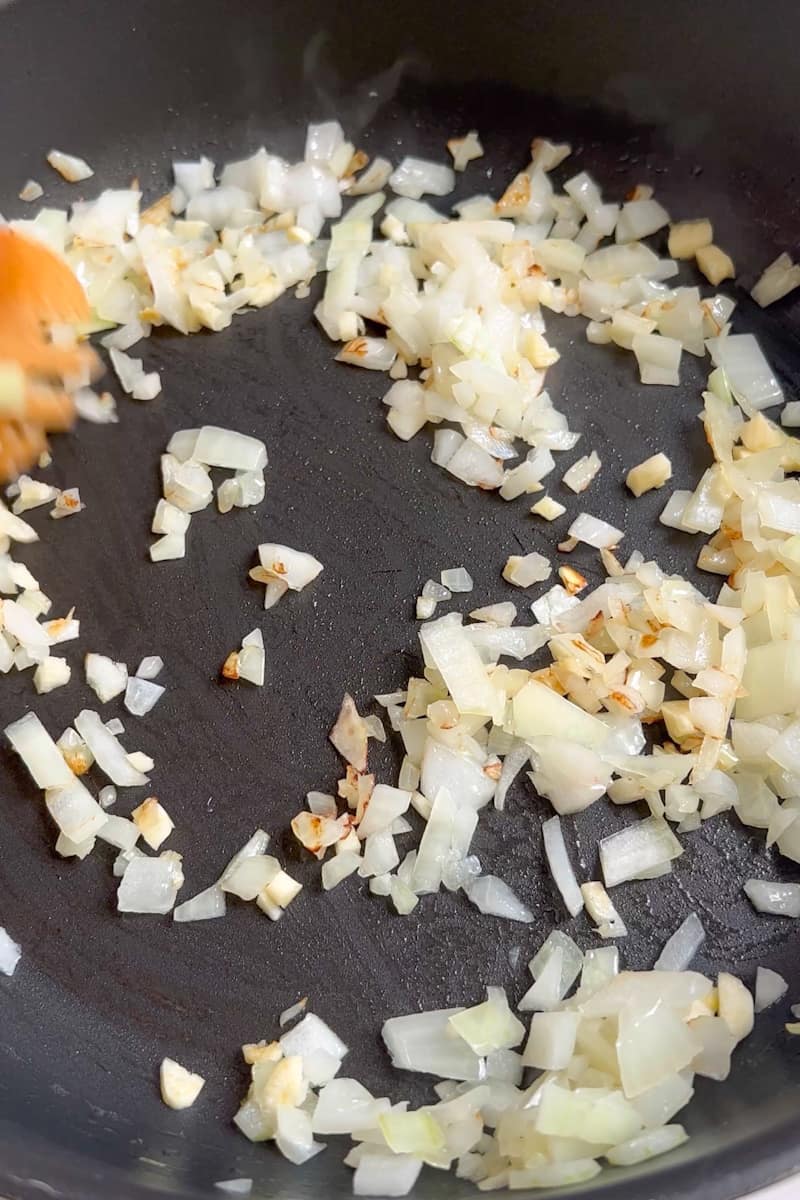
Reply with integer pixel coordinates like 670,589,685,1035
1,2,799,1199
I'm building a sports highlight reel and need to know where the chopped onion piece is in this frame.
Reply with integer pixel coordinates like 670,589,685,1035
440,567,473,593
33,657,70,694
581,881,628,937
447,131,483,172
150,533,186,562
117,852,184,913
718,973,754,1043
136,655,164,680
654,913,705,971
19,179,43,203
353,1153,422,1197
47,149,93,181
563,451,601,493
615,198,670,243
0,927,21,977
668,219,712,259
523,1011,580,1069
617,999,700,1097
322,852,360,890
751,252,800,308
744,879,800,918
542,816,584,916
626,453,672,497
696,244,734,286
422,579,450,602
632,333,682,386
390,876,419,914
464,875,533,923
606,1124,688,1166
600,817,683,888
419,615,498,719
131,797,174,850
706,334,783,411
535,1079,642,1143
280,1013,348,1075
389,157,455,199
173,885,226,922
330,693,368,772
512,679,608,747
99,785,117,809
358,785,411,839
469,602,516,626
168,426,267,472
336,336,396,371
6,711,75,789
85,653,128,703
448,990,524,1055
531,495,566,520
348,157,393,196
568,512,623,549
160,1058,205,1109
10,475,58,514
254,543,323,594
755,967,788,1012
382,1009,483,1081
74,710,149,786
502,552,552,588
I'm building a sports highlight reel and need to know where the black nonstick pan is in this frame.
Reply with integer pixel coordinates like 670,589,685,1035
1,1,799,1198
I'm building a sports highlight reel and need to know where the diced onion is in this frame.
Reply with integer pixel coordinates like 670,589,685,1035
464,875,533,923
542,816,584,916
653,913,705,971
0,926,22,976
744,879,800,918
754,966,788,1012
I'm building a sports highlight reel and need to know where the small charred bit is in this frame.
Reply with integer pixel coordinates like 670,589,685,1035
221,651,240,680
559,565,588,595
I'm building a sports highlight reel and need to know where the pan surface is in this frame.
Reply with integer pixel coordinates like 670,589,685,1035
1,2,799,1199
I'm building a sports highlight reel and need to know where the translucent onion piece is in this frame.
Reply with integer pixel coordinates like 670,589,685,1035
617,1000,700,1098
0,926,22,976
744,879,800,918
389,157,455,199
382,1009,483,1082
523,1011,580,1069
600,818,683,888
464,875,533,923
706,334,784,411
168,426,267,472
542,815,584,916
754,966,788,1013
125,676,165,716
606,1124,688,1166
135,655,164,680
118,854,183,914
173,885,226,922
353,1153,422,1197
653,913,706,971
5,712,75,789
74,710,149,786
568,511,624,549
312,1078,386,1135
448,991,525,1055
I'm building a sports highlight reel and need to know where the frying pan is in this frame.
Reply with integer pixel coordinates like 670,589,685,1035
1,1,799,1198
